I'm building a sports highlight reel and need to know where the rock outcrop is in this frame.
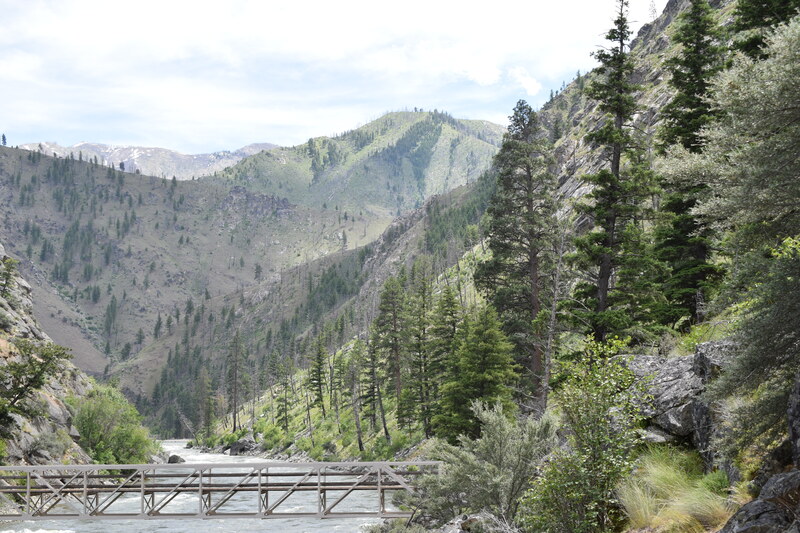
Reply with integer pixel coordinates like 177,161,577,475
721,471,800,532
788,374,800,468
631,341,735,474
1,242,94,465
228,434,258,456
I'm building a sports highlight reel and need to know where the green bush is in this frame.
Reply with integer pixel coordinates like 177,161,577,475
71,383,159,464
519,338,645,533
29,429,72,459
413,402,558,527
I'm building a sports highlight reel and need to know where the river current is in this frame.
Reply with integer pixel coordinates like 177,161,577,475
0,440,380,533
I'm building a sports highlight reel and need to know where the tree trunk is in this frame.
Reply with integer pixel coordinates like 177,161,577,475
353,387,365,452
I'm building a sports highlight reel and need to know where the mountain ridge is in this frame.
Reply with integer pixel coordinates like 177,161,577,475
18,141,279,180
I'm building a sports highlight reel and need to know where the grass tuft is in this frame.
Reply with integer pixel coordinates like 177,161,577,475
618,445,738,532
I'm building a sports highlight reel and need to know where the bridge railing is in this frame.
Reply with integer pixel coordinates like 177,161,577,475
0,461,441,520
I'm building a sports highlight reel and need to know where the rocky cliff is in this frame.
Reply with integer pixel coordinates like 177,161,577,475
632,341,800,532
1,242,93,465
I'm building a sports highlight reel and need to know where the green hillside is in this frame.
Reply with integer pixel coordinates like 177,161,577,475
0,110,500,404
217,111,503,216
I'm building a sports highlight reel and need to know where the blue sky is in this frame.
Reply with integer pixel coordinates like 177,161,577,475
0,0,668,154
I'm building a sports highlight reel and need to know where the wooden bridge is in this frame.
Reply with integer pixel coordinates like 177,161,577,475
0,461,440,520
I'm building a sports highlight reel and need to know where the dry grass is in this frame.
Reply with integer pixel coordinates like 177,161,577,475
618,446,738,532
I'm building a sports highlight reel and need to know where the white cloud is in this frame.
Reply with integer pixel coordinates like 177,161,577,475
508,67,542,97
0,0,669,152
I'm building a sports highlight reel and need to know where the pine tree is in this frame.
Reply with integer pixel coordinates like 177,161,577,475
428,284,461,406
306,337,327,417
659,0,724,153
406,257,435,435
374,276,408,404
654,0,725,329
276,359,292,433
226,331,247,431
366,331,391,443
666,18,800,453
434,304,517,443
474,100,558,400
570,0,657,342
732,0,800,58
195,367,214,442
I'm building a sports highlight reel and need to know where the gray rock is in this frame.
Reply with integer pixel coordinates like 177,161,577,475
693,340,735,384
789,373,800,468
720,500,793,533
229,435,258,456
167,454,186,464
751,441,793,494
722,470,800,533
630,354,702,437
759,470,800,509
640,425,679,444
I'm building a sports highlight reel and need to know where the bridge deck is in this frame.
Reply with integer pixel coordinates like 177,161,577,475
0,461,440,520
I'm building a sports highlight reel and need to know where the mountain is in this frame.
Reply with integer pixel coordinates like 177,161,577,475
18,141,278,180
217,111,504,216
0,111,501,382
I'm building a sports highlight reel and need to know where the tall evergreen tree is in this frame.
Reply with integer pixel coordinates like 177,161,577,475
226,331,247,431
571,0,657,342
194,367,214,442
666,18,800,452
654,0,725,329
434,304,517,444
659,0,724,153
306,337,327,417
374,275,408,404
406,257,435,436
276,359,292,433
474,100,557,400
732,0,800,58
428,284,461,403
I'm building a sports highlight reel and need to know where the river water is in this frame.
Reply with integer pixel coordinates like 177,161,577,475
0,440,381,533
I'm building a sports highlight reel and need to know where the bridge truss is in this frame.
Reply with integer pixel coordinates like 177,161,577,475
0,461,440,520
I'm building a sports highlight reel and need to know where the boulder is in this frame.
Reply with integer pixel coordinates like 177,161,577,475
789,373,800,467
750,440,793,494
630,354,702,437
721,470,800,533
760,470,800,509
229,435,258,456
640,425,679,444
693,340,735,384
720,500,793,533
167,454,186,464
691,341,737,474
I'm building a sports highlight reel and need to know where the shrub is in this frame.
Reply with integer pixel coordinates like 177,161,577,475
519,338,645,533
28,429,72,459
413,401,558,527
71,383,159,464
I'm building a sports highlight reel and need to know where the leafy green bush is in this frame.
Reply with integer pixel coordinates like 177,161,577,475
519,338,645,533
70,383,159,464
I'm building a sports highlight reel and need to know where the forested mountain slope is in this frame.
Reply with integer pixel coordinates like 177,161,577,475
218,111,503,216
0,111,500,381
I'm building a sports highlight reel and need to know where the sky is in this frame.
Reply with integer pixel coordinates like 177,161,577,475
0,0,668,154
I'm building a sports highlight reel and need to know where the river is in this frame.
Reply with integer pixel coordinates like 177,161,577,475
0,440,382,533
